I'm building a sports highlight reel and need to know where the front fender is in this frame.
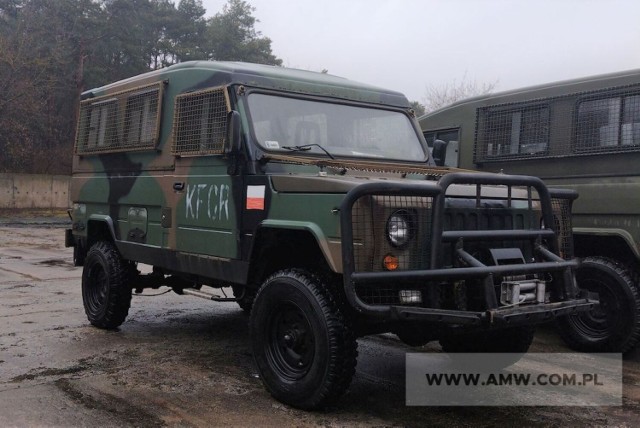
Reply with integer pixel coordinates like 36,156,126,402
259,219,342,273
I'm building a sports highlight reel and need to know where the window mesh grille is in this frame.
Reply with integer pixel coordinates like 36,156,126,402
172,86,230,155
550,197,574,260
475,105,551,161
75,82,163,154
474,84,640,162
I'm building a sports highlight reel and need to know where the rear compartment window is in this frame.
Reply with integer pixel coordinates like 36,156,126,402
75,82,163,154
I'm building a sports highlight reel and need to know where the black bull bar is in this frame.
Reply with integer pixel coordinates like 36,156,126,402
339,172,595,326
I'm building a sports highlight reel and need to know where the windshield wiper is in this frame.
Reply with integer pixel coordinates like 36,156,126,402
281,144,335,160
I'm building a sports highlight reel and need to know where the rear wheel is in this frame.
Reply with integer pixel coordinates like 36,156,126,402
82,241,132,329
556,257,640,353
250,269,357,410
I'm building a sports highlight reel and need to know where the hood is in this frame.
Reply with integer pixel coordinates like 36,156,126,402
270,171,540,201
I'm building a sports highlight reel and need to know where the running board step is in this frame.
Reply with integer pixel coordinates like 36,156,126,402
182,288,236,302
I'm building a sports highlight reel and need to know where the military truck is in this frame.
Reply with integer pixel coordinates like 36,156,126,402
66,61,593,409
418,68,640,354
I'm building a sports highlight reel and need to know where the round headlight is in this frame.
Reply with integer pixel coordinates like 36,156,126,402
386,211,411,247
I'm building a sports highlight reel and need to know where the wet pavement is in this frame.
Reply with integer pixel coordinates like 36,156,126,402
1,224,639,427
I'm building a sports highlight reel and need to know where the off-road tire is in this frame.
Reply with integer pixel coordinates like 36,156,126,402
82,241,132,329
250,269,358,410
556,256,640,353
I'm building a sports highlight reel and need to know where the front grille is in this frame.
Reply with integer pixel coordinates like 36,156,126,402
351,194,433,306
444,209,529,231
442,199,539,266
352,195,432,272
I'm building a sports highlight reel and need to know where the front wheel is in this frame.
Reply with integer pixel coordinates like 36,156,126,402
250,269,357,410
556,257,640,353
82,241,132,329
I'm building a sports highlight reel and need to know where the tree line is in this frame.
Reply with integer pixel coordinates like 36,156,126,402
0,0,281,174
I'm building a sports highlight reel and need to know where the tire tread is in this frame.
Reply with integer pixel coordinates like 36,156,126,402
82,241,132,329
251,269,358,410
556,256,640,353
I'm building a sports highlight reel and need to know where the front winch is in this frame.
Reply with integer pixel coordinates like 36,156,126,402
500,279,546,305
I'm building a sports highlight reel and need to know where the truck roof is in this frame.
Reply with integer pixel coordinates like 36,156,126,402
83,61,411,108
420,67,640,119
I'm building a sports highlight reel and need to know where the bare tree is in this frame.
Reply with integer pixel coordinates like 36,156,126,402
422,73,498,113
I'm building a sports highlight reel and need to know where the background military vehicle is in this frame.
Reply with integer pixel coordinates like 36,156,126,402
418,68,640,353
66,61,593,409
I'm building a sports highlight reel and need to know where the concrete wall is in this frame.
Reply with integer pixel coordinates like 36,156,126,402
0,174,70,209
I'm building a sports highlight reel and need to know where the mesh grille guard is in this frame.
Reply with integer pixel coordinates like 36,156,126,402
340,172,587,322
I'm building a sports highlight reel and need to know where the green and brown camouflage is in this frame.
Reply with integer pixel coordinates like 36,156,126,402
67,61,594,409
418,68,640,353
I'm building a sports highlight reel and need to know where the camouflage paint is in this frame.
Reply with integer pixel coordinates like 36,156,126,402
68,60,579,313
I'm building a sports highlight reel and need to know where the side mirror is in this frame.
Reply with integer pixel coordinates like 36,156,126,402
225,110,242,154
432,139,448,167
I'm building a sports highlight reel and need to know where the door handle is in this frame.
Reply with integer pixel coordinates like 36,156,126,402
173,181,185,191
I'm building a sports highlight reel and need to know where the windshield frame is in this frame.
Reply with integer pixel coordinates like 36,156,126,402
243,89,430,163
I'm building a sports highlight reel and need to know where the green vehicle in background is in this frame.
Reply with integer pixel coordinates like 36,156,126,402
66,61,593,409
419,68,640,354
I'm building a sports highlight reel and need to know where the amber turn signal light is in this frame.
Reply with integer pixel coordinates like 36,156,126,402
383,254,399,271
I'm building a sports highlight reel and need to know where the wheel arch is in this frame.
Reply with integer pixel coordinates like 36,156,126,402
86,215,117,249
574,228,640,268
246,222,341,290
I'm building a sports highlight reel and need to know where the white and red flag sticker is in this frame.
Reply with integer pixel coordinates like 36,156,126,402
246,185,266,210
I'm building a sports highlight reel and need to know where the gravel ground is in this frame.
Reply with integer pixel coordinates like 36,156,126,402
1,219,639,426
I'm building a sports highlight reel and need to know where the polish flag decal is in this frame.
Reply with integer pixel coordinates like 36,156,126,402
246,185,266,210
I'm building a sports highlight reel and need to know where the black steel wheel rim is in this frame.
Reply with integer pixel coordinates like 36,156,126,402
266,301,316,381
85,263,109,315
570,280,616,339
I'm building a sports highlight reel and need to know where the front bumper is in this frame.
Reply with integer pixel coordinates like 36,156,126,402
390,298,596,326
339,172,589,327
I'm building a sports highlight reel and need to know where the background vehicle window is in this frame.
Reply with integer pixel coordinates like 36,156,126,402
576,98,621,149
423,128,459,167
576,94,640,151
622,95,640,146
482,107,549,157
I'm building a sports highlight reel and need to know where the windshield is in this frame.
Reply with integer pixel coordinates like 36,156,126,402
247,93,427,162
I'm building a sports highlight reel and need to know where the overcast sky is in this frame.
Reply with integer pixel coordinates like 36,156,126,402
201,0,640,102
